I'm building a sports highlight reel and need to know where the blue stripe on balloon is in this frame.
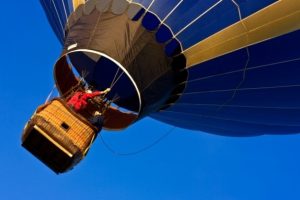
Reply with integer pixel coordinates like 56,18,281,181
40,0,65,43
177,71,300,107
184,72,245,93
234,0,277,18
149,0,183,20
163,95,300,127
151,111,300,136
52,0,68,27
164,0,221,34
187,49,249,81
247,30,300,68
157,84,300,129
242,59,300,88
178,0,239,49
165,103,300,125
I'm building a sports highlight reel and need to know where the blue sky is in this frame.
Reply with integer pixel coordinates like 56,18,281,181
1,1,300,200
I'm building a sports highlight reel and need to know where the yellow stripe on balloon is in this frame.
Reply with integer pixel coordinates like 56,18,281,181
184,0,300,68
72,0,86,11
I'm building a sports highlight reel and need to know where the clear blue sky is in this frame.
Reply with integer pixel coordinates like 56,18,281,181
1,2,300,200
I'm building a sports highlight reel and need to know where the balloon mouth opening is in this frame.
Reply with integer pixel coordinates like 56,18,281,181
64,49,142,114
53,50,141,130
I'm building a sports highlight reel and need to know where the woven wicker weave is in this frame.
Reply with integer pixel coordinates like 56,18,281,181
34,99,96,152
22,99,97,173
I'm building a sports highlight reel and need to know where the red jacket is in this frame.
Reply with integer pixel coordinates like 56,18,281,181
67,91,102,111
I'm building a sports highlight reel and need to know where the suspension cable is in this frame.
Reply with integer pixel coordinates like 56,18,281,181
45,84,57,103
100,126,176,156
109,67,121,89
110,71,125,90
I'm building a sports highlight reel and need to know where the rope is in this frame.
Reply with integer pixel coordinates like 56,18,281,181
45,85,57,103
100,126,176,156
110,71,125,90
109,67,121,89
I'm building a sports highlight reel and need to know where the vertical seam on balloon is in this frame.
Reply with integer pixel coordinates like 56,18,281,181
61,0,69,21
43,0,64,42
161,0,183,24
147,0,156,11
217,0,251,112
173,0,223,38
51,0,66,39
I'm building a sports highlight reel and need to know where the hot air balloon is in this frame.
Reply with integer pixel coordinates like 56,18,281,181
22,0,300,173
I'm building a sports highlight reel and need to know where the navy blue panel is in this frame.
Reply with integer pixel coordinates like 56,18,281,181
40,0,65,43
150,0,183,20
230,86,300,108
178,91,235,105
165,39,181,57
247,30,300,68
178,0,240,49
142,12,160,31
185,71,244,93
188,49,248,81
241,59,300,88
165,104,300,126
166,104,220,116
235,0,277,18
57,0,70,20
132,7,145,21
156,25,173,43
165,0,221,33
178,85,300,108
186,52,300,96
151,114,262,136
52,0,68,31
151,112,300,136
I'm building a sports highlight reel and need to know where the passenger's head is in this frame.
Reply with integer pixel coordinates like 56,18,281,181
86,89,92,94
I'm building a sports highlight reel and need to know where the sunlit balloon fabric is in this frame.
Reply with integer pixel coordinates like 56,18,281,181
40,0,300,136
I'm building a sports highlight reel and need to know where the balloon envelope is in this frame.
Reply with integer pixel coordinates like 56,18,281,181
40,0,300,136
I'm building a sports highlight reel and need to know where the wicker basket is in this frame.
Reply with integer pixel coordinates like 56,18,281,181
22,99,97,174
